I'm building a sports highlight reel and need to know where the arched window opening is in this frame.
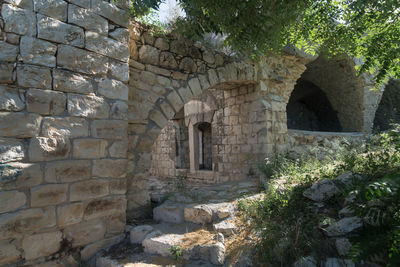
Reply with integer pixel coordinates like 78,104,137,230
287,79,342,132
197,122,212,170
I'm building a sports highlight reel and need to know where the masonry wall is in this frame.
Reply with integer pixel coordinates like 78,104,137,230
0,0,130,265
150,85,267,191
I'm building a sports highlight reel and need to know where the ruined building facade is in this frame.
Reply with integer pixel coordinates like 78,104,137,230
0,0,387,265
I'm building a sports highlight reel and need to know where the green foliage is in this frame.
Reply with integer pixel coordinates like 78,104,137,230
174,175,187,192
168,245,183,260
239,124,400,266
130,0,400,84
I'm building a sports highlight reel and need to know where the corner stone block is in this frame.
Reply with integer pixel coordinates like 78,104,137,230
109,60,129,82
0,112,41,138
41,117,89,138
67,94,110,119
98,78,129,100
0,240,20,265
91,120,128,139
0,190,26,214
57,202,84,227
0,162,43,190
0,138,25,163
91,0,130,27
22,231,63,260
44,160,91,183
0,41,18,62
53,69,94,95
69,179,109,201
64,219,106,247
1,4,36,36
68,4,108,34
27,88,66,115
109,179,127,194
34,0,68,21
83,196,127,220
85,31,129,62
57,45,108,75
37,14,84,47
19,36,57,67
92,159,128,178
29,137,71,162
17,65,52,89
73,138,108,159
0,207,56,240
30,184,68,207
111,101,128,120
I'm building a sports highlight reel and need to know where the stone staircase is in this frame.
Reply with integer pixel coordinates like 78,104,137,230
94,179,262,267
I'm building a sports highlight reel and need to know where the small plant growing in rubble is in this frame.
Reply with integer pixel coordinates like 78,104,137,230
169,245,183,260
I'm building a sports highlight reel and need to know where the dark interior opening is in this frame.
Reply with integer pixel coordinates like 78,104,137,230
197,122,212,170
373,79,400,132
174,108,189,169
287,79,342,132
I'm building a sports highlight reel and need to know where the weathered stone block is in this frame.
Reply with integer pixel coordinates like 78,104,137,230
68,94,110,119
0,207,56,239
80,234,123,261
0,63,14,84
0,162,42,190
64,219,106,247
29,137,71,162
109,28,129,44
0,112,41,138
92,159,127,178
85,31,129,62
0,138,24,163
184,204,213,224
17,65,52,89
41,117,89,138
130,225,153,244
57,203,84,227
109,60,129,82
57,45,108,75
0,190,26,214
109,179,127,194
68,4,108,34
154,38,169,51
0,240,20,265
91,0,129,27
1,4,36,36
20,36,57,67
139,45,160,65
98,78,129,100
27,89,66,115
4,0,33,9
0,41,18,62
109,140,128,158
45,160,91,183
22,231,62,260
111,101,128,120
70,180,109,201
91,120,128,139
83,196,126,220
73,139,108,159
179,57,197,73
66,0,90,8
34,0,67,21
53,69,93,95
37,14,84,47
30,184,68,207
159,51,178,69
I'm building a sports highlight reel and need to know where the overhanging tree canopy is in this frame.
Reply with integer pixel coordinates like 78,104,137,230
131,0,400,84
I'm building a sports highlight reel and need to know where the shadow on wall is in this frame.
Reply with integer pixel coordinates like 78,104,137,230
373,79,400,132
287,79,342,132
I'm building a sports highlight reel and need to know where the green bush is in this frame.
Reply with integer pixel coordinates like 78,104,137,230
240,124,400,266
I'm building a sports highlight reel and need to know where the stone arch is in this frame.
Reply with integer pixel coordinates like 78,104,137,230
127,23,259,211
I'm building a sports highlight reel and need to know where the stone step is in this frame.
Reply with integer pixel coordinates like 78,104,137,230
128,223,226,265
153,201,235,225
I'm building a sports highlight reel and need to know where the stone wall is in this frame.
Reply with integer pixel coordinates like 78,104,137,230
149,85,267,190
0,0,130,265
